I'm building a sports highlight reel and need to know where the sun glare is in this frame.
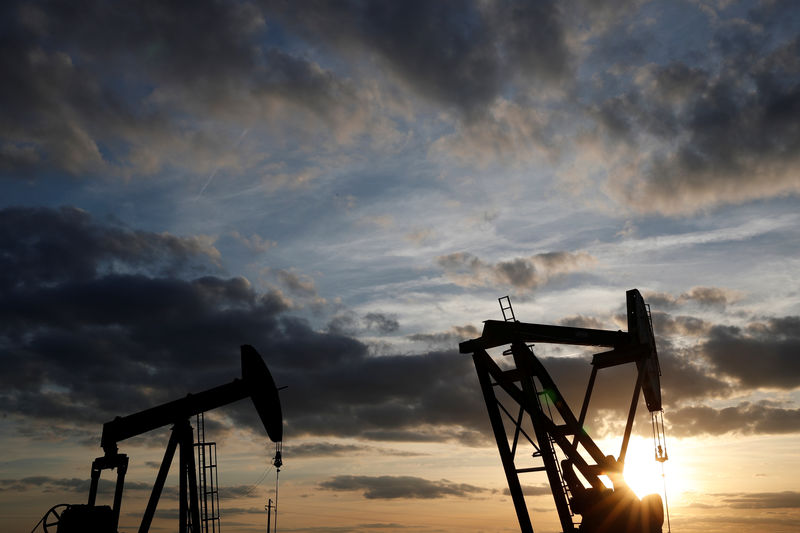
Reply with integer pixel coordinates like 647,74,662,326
622,438,671,500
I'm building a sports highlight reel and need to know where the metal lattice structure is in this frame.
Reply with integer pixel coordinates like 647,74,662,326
459,289,667,533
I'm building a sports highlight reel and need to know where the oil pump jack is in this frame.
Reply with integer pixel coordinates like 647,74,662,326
35,345,283,533
459,289,669,533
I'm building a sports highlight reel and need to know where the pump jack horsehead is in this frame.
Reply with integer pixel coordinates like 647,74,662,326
460,289,670,533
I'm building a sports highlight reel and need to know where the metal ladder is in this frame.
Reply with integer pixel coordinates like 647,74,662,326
499,296,516,322
195,413,221,533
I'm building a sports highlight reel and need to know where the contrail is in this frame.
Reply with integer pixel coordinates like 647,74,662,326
195,127,251,200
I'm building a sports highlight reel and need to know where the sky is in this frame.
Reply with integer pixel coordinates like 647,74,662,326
1,0,800,532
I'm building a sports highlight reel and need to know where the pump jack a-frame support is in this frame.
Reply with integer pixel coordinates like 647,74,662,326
459,289,666,533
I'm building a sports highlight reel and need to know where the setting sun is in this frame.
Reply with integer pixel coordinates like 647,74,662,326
622,437,673,500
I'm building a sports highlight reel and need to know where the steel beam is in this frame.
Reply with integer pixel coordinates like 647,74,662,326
472,349,534,533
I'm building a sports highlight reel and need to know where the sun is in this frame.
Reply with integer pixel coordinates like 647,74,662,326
621,437,672,500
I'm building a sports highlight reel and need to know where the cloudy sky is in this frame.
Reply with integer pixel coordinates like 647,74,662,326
2,1,799,532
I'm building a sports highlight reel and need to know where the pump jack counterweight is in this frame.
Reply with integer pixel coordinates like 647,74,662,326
460,289,668,533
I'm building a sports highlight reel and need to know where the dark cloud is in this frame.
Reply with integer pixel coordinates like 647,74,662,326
316,306,792,443
205,507,264,516
454,325,480,338
682,287,740,308
0,0,576,180
0,476,150,494
408,324,481,347
2,208,797,449
502,484,552,497
25,1,263,85
287,442,365,458
701,318,800,389
531,307,800,437
657,344,732,402
650,312,712,338
718,491,800,509
276,346,487,443
363,313,400,334
641,291,681,310
286,442,424,458
0,44,127,176
318,475,488,500
682,514,800,528
527,347,730,431
668,401,800,437
558,315,609,330
436,251,595,291
643,287,740,310
0,206,280,426
326,311,359,336
0,2,177,176
0,206,220,290
0,206,489,446
0,0,361,178
269,0,571,115
407,332,462,347
592,9,800,213
218,484,263,498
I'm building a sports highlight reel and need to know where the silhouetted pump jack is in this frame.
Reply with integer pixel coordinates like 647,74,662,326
36,345,283,533
460,289,669,533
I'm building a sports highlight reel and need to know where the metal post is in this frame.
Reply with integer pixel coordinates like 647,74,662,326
618,368,645,465
88,460,101,506
266,499,272,533
183,421,201,533
511,342,574,532
573,365,598,449
111,456,129,532
472,349,534,533
140,429,180,533
180,433,188,533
